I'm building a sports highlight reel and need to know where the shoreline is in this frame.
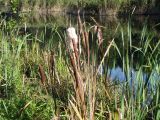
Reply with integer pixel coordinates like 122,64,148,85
1,4,160,17
21,7,160,16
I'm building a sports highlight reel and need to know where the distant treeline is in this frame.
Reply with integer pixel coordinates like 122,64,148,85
1,0,160,14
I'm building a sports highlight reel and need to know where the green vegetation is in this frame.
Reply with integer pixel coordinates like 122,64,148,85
0,13,159,120
1,0,160,14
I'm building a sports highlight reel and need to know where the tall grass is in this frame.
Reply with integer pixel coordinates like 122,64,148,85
1,0,159,13
0,14,160,120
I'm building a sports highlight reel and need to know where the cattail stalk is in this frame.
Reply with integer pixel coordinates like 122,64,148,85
39,64,46,85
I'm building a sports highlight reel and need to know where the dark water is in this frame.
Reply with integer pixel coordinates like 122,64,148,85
0,12,160,82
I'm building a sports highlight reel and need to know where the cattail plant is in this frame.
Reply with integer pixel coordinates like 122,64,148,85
65,10,106,119
66,27,80,68
65,26,86,119
66,27,78,52
39,64,47,85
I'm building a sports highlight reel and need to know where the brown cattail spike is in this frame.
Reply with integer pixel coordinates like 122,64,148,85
39,64,46,85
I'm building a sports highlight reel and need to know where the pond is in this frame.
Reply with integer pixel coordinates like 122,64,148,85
1,12,159,83
0,10,160,119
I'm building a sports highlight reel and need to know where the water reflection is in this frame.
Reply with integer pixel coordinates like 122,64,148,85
108,66,147,82
109,66,159,85
0,12,159,82
109,66,126,81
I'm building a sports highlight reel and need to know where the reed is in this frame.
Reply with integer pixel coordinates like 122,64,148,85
0,13,159,120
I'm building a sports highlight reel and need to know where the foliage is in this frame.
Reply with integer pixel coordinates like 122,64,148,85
0,0,160,13
0,13,160,119
10,0,21,13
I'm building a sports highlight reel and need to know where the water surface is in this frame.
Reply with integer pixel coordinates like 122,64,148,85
1,11,160,82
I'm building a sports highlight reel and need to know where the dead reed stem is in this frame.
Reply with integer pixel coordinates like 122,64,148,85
77,10,90,65
84,31,90,65
69,52,86,119
89,65,96,120
48,51,60,116
72,39,80,70
77,9,86,51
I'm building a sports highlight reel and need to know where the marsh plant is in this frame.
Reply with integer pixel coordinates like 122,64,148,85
0,13,160,120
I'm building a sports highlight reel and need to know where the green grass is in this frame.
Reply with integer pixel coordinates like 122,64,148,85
0,15,160,119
